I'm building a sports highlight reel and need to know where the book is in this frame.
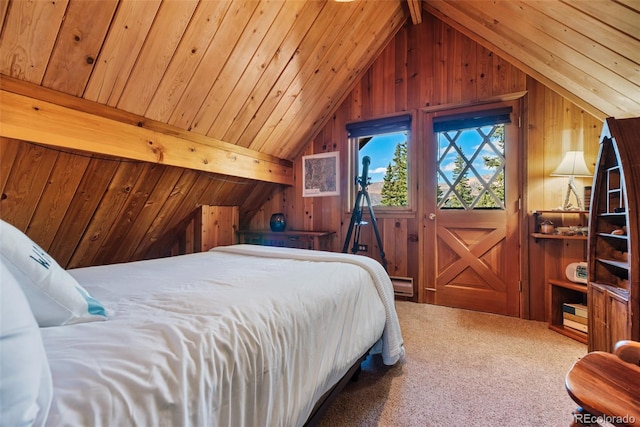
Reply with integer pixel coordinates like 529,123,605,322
562,303,588,318
563,318,588,333
563,312,587,325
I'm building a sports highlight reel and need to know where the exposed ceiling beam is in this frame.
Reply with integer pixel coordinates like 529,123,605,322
407,0,422,24
0,77,293,185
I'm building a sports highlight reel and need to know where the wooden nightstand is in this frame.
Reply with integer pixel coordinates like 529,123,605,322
236,230,335,251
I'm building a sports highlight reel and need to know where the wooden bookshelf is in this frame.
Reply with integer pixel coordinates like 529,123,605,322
548,279,588,344
587,117,639,352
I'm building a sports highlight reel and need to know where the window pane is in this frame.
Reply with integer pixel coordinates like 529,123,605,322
437,124,505,210
357,131,408,207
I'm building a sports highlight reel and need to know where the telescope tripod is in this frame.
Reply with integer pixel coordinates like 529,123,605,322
342,157,387,270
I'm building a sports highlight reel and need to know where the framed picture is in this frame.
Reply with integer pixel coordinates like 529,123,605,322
302,151,340,197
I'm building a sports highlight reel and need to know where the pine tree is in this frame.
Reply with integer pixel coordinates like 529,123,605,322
381,141,408,206
477,125,505,208
446,148,473,208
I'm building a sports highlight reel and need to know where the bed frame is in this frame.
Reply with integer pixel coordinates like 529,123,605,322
304,349,371,426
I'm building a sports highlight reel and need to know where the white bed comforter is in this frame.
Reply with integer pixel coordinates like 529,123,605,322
41,245,404,427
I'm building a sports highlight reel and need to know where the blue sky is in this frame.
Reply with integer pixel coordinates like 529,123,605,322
438,127,503,183
359,133,406,183
359,127,502,184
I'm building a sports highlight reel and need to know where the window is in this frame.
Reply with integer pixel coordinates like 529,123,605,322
346,115,412,209
433,108,511,210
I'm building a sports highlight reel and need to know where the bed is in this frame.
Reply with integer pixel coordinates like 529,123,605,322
0,218,404,427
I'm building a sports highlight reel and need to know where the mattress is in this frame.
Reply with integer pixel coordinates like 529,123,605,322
41,245,403,427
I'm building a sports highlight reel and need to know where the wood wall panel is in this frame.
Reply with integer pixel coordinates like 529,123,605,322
0,138,18,190
68,161,147,268
0,0,68,82
112,167,184,264
28,152,90,249
130,170,201,261
85,163,168,267
188,0,287,136
0,139,278,268
210,0,310,140
1,0,407,163
0,143,58,230
143,0,232,122
46,157,119,266
423,0,640,119
196,205,239,250
2,0,635,167
248,14,602,313
84,0,162,106
116,0,199,115
41,0,119,96
168,0,261,132
167,205,239,257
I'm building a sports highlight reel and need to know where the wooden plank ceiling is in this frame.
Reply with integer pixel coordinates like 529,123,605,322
0,0,408,267
0,0,406,164
423,0,640,120
1,0,637,164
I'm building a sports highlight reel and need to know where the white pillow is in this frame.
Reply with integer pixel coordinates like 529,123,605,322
0,219,106,327
1,258,53,427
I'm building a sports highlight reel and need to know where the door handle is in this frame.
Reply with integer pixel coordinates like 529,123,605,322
429,213,436,220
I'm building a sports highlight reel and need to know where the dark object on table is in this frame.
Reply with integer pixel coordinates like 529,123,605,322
270,213,286,232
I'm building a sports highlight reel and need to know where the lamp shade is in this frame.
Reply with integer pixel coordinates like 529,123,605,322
550,151,592,177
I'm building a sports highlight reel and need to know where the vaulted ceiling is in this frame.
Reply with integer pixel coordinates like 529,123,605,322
0,0,407,184
1,0,638,183
423,0,640,121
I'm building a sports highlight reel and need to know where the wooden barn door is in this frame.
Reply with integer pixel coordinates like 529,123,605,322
423,101,521,316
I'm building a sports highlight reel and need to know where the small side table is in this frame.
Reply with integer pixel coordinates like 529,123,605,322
236,230,335,251
565,351,640,426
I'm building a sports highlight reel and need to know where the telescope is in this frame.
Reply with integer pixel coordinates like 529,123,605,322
343,155,386,270
356,156,371,188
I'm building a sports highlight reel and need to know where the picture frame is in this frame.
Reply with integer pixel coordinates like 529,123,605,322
302,151,340,197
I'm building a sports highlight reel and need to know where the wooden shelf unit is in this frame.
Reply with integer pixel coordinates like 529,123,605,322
587,117,639,353
528,210,589,331
531,233,587,242
548,279,588,344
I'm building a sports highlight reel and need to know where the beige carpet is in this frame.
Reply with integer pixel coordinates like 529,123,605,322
318,301,587,427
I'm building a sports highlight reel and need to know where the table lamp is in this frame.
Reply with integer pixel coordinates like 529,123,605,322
550,151,592,210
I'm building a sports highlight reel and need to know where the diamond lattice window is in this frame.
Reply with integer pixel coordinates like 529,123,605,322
437,124,505,210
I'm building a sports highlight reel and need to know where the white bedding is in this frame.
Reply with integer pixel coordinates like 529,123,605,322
41,245,404,427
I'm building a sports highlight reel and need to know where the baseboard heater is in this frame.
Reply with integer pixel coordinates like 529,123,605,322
390,276,413,298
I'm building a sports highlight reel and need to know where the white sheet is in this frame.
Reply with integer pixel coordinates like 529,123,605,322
41,245,404,427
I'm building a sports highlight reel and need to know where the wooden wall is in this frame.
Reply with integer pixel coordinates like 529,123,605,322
247,15,603,314
0,10,605,318
0,137,282,268
524,77,602,320
169,205,239,256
